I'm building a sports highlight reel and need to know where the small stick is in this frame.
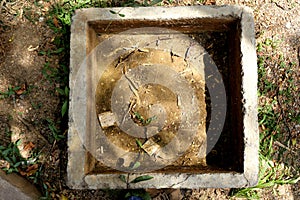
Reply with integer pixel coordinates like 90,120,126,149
124,73,140,105
274,141,296,154
0,0,6,14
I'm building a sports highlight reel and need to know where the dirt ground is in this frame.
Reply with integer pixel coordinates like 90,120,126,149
0,0,299,199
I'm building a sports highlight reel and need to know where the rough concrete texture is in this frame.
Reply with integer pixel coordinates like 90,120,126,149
0,170,41,200
68,6,258,189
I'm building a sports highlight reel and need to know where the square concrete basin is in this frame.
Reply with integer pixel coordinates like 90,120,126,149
68,5,259,189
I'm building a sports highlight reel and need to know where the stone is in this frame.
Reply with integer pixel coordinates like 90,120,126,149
0,170,41,200
98,112,117,128
141,138,160,156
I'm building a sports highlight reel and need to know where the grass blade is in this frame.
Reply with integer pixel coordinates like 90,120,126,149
61,101,68,117
135,139,143,148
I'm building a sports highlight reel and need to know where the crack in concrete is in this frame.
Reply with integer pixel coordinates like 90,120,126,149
169,174,191,188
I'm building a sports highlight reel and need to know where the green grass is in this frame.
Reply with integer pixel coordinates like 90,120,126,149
46,119,65,144
0,85,33,99
0,140,39,174
133,112,157,126
0,85,20,99
0,140,24,174
233,153,299,199
0,139,49,198
231,37,299,199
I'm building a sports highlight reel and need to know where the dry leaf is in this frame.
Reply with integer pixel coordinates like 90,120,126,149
42,2,51,12
23,141,35,151
0,160,10,169
19,164,38,176
204,0,216,5
60,194,68,200
26,164,38,176
53,17,59,28
15,83,27,95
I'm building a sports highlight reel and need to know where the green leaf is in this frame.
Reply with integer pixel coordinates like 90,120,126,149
131,161,140,170
130,175,153,183
287,177,300,184
56,88,65,95
61,100,68,117
141,192,151,200
52,48,64,54
13,86,21,91
4,156,12,163
292,138,297,146
149,0,163,6
16,139,22,146
2,149,11,157
135,139,143,148
57,134,65,139
109,10,117,14
13,162,21,168
119,13,125,17
134,112,144,123
144,115,156,125
64,86,69,96
119,175,127,183
39,51,47,55
124,192,131,198
12,154,16,163
43,182,48,190
134,112,140,118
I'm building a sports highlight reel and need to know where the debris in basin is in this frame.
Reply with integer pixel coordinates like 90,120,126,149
132,111,157,126
141,138,160,156
98,111,117,128
95,45,207,171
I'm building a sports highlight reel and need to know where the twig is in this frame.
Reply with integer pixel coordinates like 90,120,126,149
184,42,196,60
274,2,286,10
120,100,134,126
17,116,50,145
120,72,140,126
124,73,141,105
126,173,130,189
275,73,292,138
0,0,6,14
274,141,296,154
27,45,39,52
297,47,300,67
115,49,136,69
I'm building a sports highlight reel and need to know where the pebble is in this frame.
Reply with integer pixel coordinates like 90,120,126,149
39,17,44,23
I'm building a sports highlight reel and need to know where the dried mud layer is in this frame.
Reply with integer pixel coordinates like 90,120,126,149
94,48,206,172
0,0,299,200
